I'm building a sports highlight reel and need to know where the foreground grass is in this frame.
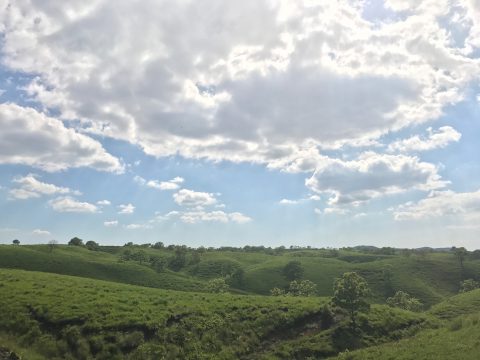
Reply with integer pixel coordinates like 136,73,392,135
0,269,326,359
333,314,480,360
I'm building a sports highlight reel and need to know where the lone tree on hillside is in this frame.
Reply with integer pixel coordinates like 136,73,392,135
282,260,304,281
206,278,229,293
12,239,20,245
68,237,84,246
332,272,370,328
85,240,99,251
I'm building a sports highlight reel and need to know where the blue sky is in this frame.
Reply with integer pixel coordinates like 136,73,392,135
0,0,479,248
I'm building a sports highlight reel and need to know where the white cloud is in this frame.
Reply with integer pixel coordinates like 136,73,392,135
32,229,51,236
173,189,217,208
104,220,118,227
306,152,446,206
9,174,80,200
118,203,135,214
393,190,480,225
0,103,123,173
97,200,111,206
388,126,462,153
135,175,185,190
158,210,251,224
279,199,300,205
1,1,477,171
124,223,153,230
49,197,98,213
146,177,184,190
279,194,321,205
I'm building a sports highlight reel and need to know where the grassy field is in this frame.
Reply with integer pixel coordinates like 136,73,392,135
1,244,480,359
1,245,479,308
0,268,442,359
332,290,480,360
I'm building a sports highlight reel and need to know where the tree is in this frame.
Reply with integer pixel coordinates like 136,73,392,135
382,264,394,297
287,280,317,297
68,237,84,246
386,291,422,312
282,260,304,281
206,278,229,293
454,247,468,277
168,247,187,271
12,239,20,245
332,272,370,327
152,241,164,249
149,255,167,272
460,279,480,293
48,239,58,252
85,240,99,251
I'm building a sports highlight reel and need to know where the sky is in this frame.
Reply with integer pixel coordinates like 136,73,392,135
0,0,479,249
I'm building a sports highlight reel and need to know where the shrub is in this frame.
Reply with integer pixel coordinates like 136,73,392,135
386,291,423,312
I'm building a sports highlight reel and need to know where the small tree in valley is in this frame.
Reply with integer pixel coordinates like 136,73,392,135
332,272,370,328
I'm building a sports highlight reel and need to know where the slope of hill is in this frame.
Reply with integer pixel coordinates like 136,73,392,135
0,268,326,359
0,245,205,292
1,245,479,308
0,268,439,360
331,289,480,360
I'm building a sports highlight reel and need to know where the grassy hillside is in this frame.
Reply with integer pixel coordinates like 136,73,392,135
0,268,439,360
0,245,205,292
0,268,325,359
1,245,479,308
331,289,480,360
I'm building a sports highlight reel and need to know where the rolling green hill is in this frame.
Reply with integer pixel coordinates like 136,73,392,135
332,289,480,360
1,245,479,308
0,268,439,360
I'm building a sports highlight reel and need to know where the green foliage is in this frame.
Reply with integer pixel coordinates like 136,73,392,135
386,291,423,312
168,247,187,271
288,280,317,297
333,272,370,326
85,240,99,251
460,279,479,293
12,239,20,246
68,237,84,246
270,287,285,296
151,242,164,249
282,260,304,281
0,269,324,359
206,277,229,293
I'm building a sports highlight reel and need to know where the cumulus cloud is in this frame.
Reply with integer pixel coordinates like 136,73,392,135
49,197,98,213
103,220,118,227
97,200,111,206
306,152,447,206
0,103,123,173
135,175,184,190
9,174,80,200
32,229,51,236
118,203,135,214
393,190,480,225
388,126,462,153
1,0,477,171
173,189,218,208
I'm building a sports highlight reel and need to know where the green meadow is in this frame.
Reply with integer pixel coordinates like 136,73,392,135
0,243,479,359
